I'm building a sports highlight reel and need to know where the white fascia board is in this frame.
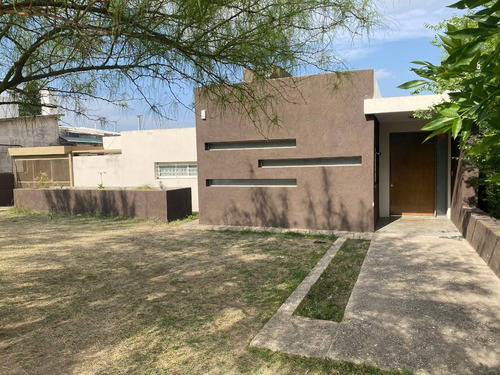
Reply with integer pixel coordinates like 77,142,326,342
364,94,449,115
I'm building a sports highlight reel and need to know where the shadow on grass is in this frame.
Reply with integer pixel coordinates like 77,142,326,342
0,211,408,375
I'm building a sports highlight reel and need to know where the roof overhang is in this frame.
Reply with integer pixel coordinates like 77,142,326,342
60,136,103,144
364,94,449,123
8,145,103,157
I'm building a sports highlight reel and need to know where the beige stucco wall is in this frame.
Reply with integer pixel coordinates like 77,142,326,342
103,135,122,150
73,127,199,211
0,115,60,173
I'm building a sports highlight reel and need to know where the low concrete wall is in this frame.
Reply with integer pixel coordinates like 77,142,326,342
14,188,192,222
451,157,499,277
0,173,14,205
453,206,500,278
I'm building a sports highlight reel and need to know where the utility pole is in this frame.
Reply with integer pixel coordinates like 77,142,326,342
108,120,118,133
137,114,143,130
98,117,107,130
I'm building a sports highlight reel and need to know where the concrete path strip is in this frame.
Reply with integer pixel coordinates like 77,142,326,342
250,218,500,375
249,237,346,357
329,219,500,375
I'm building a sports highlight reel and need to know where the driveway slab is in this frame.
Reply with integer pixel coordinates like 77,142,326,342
328,218,500,375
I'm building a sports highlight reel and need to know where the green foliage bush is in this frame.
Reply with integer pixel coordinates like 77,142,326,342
400,0,500,219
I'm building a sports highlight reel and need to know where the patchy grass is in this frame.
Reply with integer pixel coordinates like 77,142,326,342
295,239,371,322
216,228,337,241
0,210,408,375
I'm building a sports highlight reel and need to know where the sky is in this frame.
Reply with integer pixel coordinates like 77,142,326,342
65,0,465,132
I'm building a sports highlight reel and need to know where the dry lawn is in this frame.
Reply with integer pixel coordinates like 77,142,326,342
0,209,409,375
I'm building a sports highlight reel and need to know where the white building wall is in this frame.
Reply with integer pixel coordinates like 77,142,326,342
73,127,199,211
103,136,122,150
0,97,19,118
73,154,125,187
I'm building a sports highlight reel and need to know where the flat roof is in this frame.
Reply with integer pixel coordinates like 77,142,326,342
364,94,448,123
59,125,119,136
8,145,103,157
60,136,103,144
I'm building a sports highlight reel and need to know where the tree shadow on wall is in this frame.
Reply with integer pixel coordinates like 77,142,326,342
219,162,297,228
303,168,371,232
222,187,296,228
41,189,138,219
217,167,372,232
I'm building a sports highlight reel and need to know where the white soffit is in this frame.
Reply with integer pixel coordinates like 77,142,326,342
364,94,449,123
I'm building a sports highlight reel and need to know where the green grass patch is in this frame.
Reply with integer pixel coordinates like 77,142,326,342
170,212,199,224
249,349,413,375
295,238,371,322
8,206,198,224
7,205,137,222
216,228,337,241
0,210,409,375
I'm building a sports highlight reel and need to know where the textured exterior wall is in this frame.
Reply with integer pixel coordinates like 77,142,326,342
456,207,500,278
73,128,199,210
195,70,377,232
449,156,499,277
14,188,192,221
0,115,60,173
450,156,478,225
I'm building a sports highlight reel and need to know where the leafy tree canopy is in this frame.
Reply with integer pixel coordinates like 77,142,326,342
0,0,380,119
399,0,500,182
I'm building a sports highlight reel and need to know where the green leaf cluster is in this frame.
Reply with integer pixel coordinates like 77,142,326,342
0,0,381,122
399,0,500,183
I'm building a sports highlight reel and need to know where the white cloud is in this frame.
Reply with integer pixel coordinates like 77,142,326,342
375,68,393,80
333,1,463,60
372,0,465,42
340,45,381,61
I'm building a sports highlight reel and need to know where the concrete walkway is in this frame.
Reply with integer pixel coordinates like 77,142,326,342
251,218,500,375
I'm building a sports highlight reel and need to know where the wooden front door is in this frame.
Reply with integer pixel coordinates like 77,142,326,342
390,132,435,216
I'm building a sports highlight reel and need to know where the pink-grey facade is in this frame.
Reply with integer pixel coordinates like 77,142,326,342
195,70,379,232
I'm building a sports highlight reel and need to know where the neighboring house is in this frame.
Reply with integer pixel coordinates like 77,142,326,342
72,128,199,211
0,114,61,173
9,145,100,188
0,95,60,204
0,93,110,174
195,69,455,232
59,125,119,146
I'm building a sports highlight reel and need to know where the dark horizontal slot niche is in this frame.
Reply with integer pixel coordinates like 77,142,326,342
205,139,296,150
259,156,362,168
206,179,297,187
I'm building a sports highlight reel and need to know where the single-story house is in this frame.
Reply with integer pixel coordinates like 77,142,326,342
9,127,199,211
72,128,198,211
194,69,466,232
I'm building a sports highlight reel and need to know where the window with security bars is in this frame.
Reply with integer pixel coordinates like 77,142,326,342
156,163,197,178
